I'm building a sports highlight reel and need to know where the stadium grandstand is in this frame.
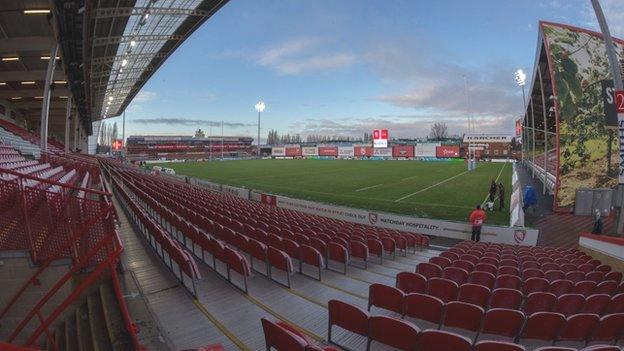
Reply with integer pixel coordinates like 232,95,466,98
0,1,622,351
126,135,254,161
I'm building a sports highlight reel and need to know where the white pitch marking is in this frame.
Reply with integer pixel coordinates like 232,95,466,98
394,165,481,202
354,183,383,192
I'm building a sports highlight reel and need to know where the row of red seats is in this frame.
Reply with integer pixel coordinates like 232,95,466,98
415,264,621,298
328,299,622,350
117,165,429,251
118,168,414,280
433,253,617,279
111,175,201,297
395,271,623,316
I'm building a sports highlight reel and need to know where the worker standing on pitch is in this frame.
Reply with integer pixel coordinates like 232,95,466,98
469,205,486,242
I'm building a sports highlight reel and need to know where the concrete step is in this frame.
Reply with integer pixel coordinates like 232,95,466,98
87,292,112,351
99,284,133,351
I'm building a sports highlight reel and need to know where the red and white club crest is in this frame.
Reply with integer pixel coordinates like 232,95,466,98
368,212,378,225
514,230,526,244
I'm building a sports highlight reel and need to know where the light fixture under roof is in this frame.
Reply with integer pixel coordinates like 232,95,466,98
10,97,22,100
108,96,113,101
40,56,60,60
2,57,19,61
0,82,6,86
59,96,68,99
21,81,35,85
34,96,44,99
23,9,50,15
130,40,136,47
54,80,67,84
121,59,128,67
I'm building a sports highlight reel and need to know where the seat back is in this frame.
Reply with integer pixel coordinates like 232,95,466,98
327,300,369,337
520,312,565,341
417,329,472,351
368,316,419,351
261,318,308,351
396,272,427,294
368,283,404,315
480,308,524,338
403,293,444,324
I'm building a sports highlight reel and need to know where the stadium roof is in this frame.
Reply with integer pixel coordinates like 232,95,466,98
84,0,228,123
0,1,69,131
0,0,227,136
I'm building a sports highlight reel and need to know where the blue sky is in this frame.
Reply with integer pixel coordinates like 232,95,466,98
106,0,624,142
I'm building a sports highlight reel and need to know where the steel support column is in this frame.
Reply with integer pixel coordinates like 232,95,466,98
530,98,536,178
40,44,59,152
64,96,72,153
538,65,549,194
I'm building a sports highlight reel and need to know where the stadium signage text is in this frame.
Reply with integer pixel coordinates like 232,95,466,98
270,193,538,245
618,90,624,183
373,129,389,148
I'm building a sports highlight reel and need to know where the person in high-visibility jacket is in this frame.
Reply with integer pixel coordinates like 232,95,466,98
469,205,487,242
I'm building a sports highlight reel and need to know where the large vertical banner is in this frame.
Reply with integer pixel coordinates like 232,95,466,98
541,22,622,207
373,129,388,148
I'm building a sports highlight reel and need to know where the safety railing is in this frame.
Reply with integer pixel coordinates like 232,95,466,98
0,162,142,350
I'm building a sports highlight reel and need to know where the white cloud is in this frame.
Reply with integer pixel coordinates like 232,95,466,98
133,91,157,103
256,37,356,75
364,37,522,131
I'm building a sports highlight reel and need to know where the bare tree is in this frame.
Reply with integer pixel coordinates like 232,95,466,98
194,128,206,138
429,122,448,140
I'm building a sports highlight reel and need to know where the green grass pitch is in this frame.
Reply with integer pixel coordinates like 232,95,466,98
153,159,513,225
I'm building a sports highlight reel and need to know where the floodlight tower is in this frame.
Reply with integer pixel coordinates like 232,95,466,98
255,101,266,159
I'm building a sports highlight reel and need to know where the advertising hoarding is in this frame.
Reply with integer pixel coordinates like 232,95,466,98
318,146,338,156
338,146,354,157
354,146,373,157
373,147,392,157
285,147,301,157
415,143,439,157
271,147,285,156
436,146,460,158
302,147,318,156
392,145,415,158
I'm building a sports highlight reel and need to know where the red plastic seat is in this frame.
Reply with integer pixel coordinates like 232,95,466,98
429,256,452,268
327,242,348,274
416,262,443,280
474,340,525,351
452,259,475,273
524,292,557,314
349,240,368,268
549,279,574,297
489,288,523,309
442,301,484,332
427,277,459,303
544,270,566,282
282,239,300,262
480,257,499,267
368,283,404,315
605,293,624,314
595,280,618,296
479,308,525,339
496,274,522,290
417,329,472,351
396,272,427,294
573,280,597,297
327,300,369,346
588,313,624,343
553,294,585,317
299,245,324,280
475,263,498,276
519,312,566,342
457,283,490,308
557,313,599,342
523,277,549,295
579,345,621,351
403,293,444,325
267,246,294,288
224,246,251,292
468,271,495,289
605,271,622,284
582,294,610,315
566,270,586,283
585,271,605,283
367,315,419,351
261,318,308,351
366,238,383,263
443,267,469,286
498,266,520,276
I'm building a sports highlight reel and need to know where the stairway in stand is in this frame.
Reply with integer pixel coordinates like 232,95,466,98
535,213,615,247
45,283,133,351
